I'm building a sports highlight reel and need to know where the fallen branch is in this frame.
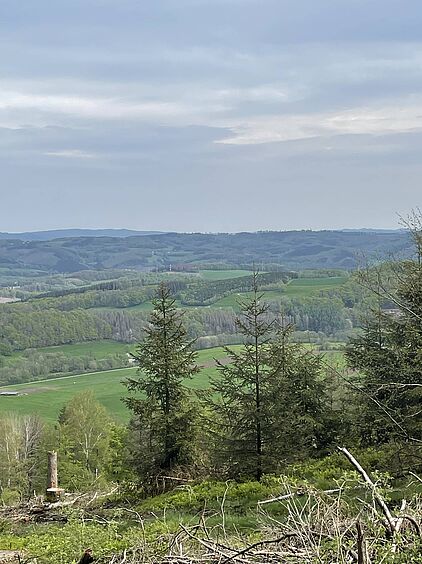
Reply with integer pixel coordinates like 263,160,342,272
258,488,341,505
221,533,299,564
338,447,396,535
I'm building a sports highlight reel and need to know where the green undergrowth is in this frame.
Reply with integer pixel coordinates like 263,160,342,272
1,446,421,563
0,516,172,563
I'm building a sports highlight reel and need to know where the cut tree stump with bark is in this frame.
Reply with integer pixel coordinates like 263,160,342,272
356,520,370,564
46,451,64,502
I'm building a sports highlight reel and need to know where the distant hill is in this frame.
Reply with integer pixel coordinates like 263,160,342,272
0,229,166,241
0,230,412,274
340,228,406,234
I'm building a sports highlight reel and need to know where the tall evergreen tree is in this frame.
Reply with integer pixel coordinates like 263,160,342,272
208,273,331,480
123,283,199,480
209,273,273,480
346,212,422,445
268,325,333,463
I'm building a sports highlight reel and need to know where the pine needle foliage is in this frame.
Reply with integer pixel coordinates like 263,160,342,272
208,272,331,480
123,283,200,479
346,210,422,446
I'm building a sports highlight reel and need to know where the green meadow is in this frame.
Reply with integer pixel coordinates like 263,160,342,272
212,276,348,308
198,269,254,280
7,340,134,365
283,276,348,296
0,345,344,423
0,346,235,423
32,340,132,357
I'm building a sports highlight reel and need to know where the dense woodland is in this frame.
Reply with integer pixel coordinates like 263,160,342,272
0,222,421,562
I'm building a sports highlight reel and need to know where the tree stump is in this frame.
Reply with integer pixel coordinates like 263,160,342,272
46,451,64,502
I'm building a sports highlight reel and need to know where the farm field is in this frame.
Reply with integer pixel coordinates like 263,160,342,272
198,269,254,280
0,345,344,423
91,275,349,313
0,368,210,424
212,276,348,308
0,367,135,422
31,340,132,358
0,346,239,422
283,276,348,296
8,340,134,363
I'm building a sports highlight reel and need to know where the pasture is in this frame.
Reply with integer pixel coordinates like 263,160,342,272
0,346,235,423
198,269,254,281
284,276,348,296
0,345,344,423
212,276,347,308
8,340,133,364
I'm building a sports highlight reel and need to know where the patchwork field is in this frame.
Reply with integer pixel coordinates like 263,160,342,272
88,275,349,313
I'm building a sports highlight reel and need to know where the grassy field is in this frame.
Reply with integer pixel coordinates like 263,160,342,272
212,276,348,308
0,347,236,423
0,345,345,423
198,269,253,281
284,276,348,296
33,340,132,357
8,340,134,364
0,368,213,423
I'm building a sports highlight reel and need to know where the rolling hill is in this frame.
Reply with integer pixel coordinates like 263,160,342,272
0,230,411,274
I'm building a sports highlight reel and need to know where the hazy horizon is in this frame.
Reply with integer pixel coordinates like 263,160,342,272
0,226,405,235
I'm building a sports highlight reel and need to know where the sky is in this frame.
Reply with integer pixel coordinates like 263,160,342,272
1,0,422,232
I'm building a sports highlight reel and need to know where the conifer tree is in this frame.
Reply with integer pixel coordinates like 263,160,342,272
209,272,273,480
268,324,332,463
124,283,199,480
208,273,332,480
346,211,422,445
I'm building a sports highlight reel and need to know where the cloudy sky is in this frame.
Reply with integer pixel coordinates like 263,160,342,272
1,0,422,232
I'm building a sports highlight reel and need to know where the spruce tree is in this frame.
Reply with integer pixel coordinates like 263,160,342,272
346,212,422,445
268,325,333,463
208,273,332,480
209,272,273,480
123,283,199,480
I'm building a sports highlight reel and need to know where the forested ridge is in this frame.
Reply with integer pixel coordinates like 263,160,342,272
0,229,411,273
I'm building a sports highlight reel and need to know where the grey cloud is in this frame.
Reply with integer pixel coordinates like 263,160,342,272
0,0,421,231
